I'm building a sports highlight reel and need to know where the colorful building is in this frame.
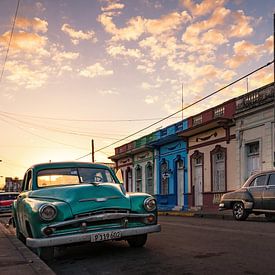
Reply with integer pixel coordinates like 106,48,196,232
150,120,188,210
178,99,236,211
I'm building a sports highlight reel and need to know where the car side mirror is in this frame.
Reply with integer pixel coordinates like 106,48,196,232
116,169,124,184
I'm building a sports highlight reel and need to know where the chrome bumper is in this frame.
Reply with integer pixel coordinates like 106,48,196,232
26,224,161,248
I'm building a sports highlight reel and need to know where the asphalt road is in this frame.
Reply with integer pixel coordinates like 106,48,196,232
2,214,275,275
47,216,275,275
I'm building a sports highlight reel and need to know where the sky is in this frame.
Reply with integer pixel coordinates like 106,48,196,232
0,0,274,187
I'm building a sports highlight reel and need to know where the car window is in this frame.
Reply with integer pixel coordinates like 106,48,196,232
250,175,266,187
37,167,116,188
267,174,275,186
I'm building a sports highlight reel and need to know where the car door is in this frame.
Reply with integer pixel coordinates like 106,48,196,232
17,170,32,235
247,174,267,210
263,173,275,210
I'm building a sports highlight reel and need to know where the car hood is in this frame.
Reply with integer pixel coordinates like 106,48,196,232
29,183,131,215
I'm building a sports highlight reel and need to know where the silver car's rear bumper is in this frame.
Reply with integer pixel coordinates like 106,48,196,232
26,224,161,248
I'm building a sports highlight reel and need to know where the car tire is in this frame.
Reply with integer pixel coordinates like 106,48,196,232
37,247,54,261
265,213,275,222
127,234,147,247
232,202,249,221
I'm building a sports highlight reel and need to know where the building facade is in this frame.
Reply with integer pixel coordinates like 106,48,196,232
150,120,188,210
110,82,275,212
235,82,275,186
178,99,236,211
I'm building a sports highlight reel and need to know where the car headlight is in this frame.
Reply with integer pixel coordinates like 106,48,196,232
39,204,57,221
144,197,157,212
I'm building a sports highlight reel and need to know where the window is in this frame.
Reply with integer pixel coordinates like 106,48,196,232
161,160,169,195
135,165,142,192
250,175,266,187
192,115,202,126
37,167,115,188
146,162,154,195
268,174,275,186
211,146,226,192
213,106,225,118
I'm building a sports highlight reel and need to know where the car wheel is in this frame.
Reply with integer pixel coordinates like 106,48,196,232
37,247,54,261
265,213,275,222
232,202,249,221
127,234,147,247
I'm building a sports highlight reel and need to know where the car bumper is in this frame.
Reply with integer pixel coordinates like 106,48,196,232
219,201,253,210
26,224,161,248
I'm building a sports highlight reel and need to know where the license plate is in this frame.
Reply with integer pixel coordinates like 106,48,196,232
91,231,121,242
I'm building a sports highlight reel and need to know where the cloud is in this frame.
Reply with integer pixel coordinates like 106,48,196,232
225,37,271,69
61,24,97,45
145,11,191,35
98,14,145,41
182,6,230,45
201,29,228,45
98,8,190,42
98,89,119,95
51,50,79,63
181,0,227,18
101,2,125,12
15,17,48,33
0,31,48,55
141,82,160,90
145,95,158,104
79,63,114,78
228,10,253,38
0,16,80,89
5,61,48,89
106,44,142,58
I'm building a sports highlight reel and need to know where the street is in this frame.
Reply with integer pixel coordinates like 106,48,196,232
2,214,275,275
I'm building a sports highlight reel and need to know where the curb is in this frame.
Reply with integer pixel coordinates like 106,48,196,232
158,210,267,221
0,222,55,275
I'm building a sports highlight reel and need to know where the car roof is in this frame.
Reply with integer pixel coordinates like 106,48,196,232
251,170,275,176
28,161,111,171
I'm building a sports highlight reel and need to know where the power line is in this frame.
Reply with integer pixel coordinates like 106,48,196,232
0,0,20,84
0,110,180,122
76,60,274,160
0,116,88,150
0,113,123,140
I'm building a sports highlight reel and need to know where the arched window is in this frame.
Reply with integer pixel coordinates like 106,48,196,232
135,165,142,192
145,162,154,195
160,160,169,195
211,146,226,192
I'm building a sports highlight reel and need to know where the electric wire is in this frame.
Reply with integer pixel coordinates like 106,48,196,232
0,110,180,122
0,116,88,151
0,0,20,84
76,60,274,160
0,113,122,140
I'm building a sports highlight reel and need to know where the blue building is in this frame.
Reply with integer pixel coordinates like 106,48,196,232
150,120,188,211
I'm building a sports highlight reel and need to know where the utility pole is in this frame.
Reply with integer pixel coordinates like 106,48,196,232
91,139,95,163
181,83,184,120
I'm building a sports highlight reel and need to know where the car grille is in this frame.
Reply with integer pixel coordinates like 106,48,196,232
44,209,148,237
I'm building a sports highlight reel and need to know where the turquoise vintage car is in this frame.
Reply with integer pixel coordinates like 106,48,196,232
12,162,160,260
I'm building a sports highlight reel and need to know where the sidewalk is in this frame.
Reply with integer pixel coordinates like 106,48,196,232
0,222,55,275
158,209,267,221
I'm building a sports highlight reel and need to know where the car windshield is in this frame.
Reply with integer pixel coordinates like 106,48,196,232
37,167,116,188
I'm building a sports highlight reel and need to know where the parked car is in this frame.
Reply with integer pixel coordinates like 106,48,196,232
219,170,275,221
12,162,161,260
0,192,19,213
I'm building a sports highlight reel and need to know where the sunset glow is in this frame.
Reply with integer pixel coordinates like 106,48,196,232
0,0,274,188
